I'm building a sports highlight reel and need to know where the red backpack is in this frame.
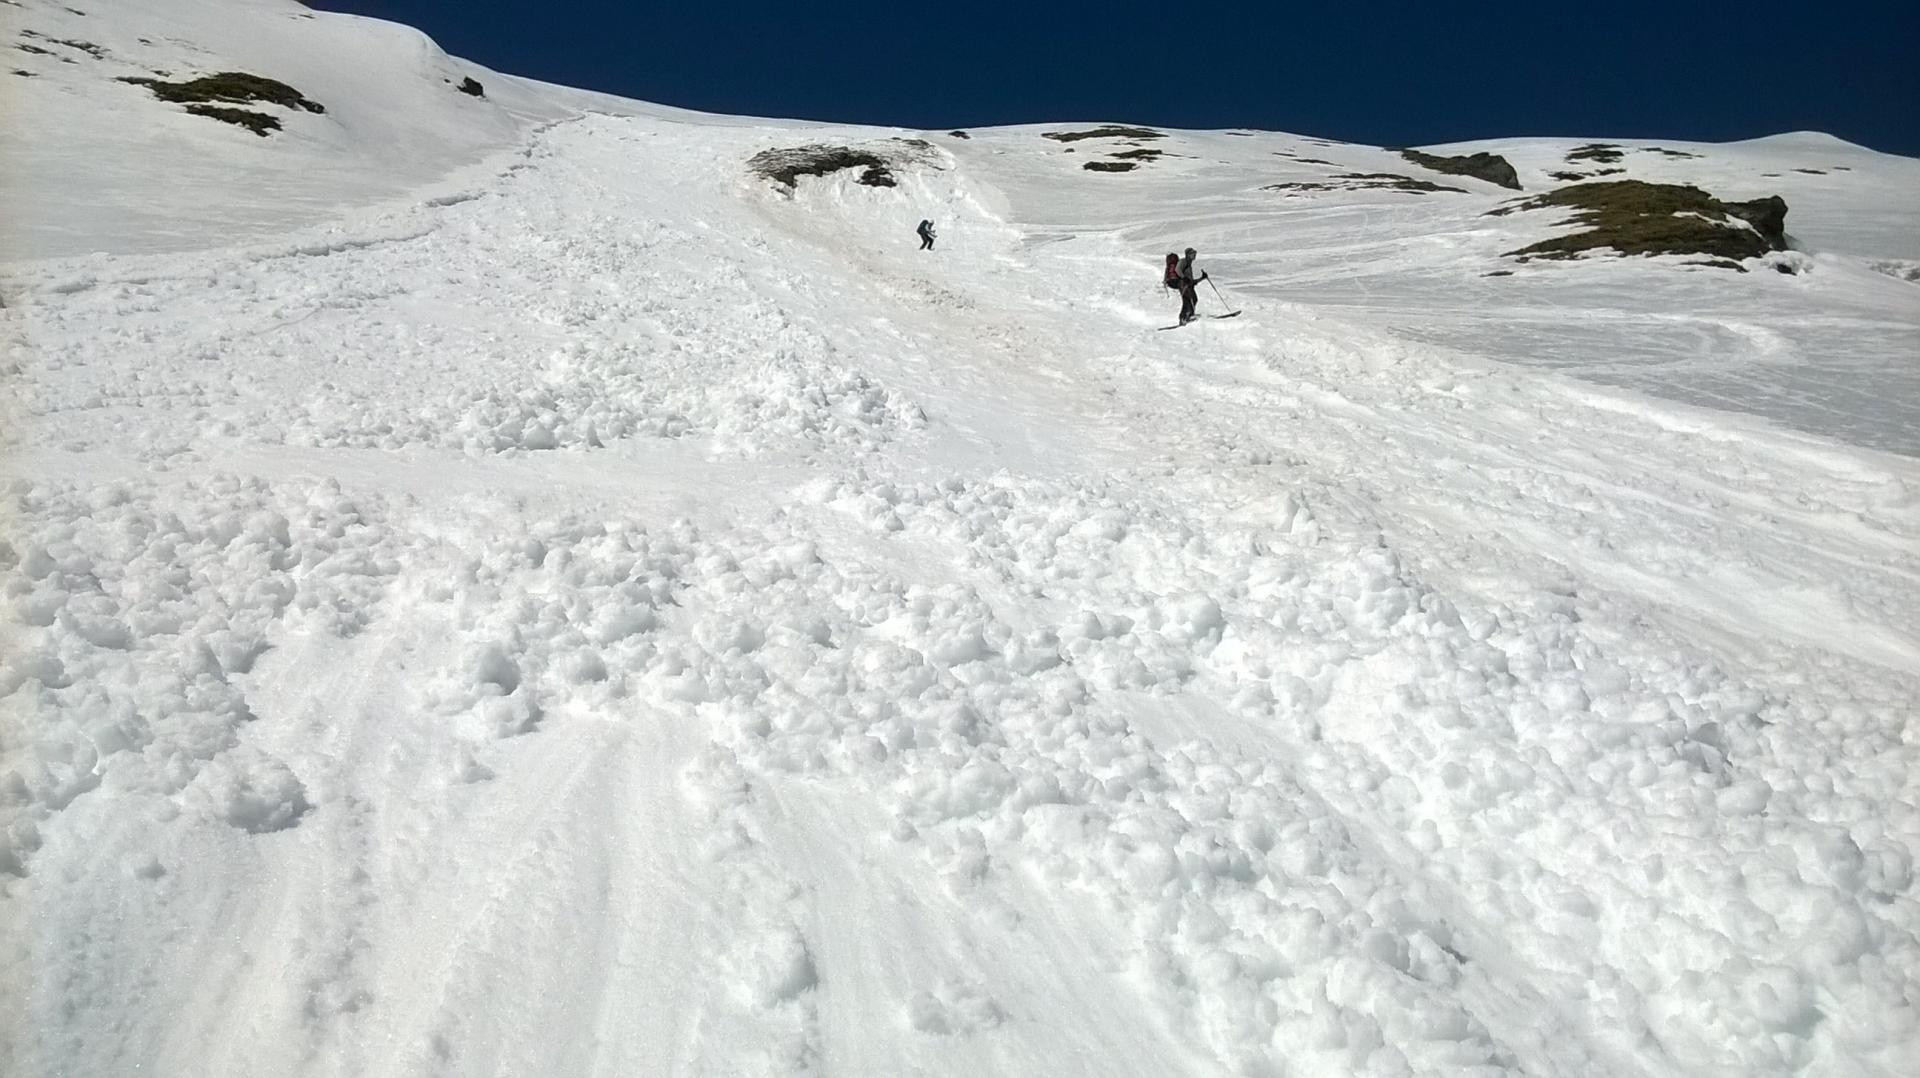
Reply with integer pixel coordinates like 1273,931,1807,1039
1163,253,1180,288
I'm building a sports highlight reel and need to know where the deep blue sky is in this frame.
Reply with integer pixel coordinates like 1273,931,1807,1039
316,1,1920,156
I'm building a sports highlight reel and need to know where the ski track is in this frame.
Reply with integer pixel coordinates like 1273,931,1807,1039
4,78,1919,1078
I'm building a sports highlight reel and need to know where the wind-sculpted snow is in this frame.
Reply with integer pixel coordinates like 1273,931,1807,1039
5,6,1920,1076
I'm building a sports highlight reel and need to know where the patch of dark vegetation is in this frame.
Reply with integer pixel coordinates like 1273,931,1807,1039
1265,173,1465,196
185,104,280,136
1550,168,1626,181
748,144,901,189
1043,125,1165,143
19,30,103,58
1566,142,1624,164
1341,172,1465,193
1794,168,1827,175
457,76,484,97
1488,180,1789,267
1111,148,1163,161
1399,149,1520,190
948,130,969,139
1643,146,1701,159
1083,160,1138,172
121,71,325,114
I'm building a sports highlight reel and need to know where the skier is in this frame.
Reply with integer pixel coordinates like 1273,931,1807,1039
1171,247,1206,324
917,219,936,251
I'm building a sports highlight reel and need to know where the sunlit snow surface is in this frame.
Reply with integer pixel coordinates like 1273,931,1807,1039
3,2,1918,1077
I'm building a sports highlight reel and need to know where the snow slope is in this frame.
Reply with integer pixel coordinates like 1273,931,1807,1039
0,0,688,259
4,2,1918,1076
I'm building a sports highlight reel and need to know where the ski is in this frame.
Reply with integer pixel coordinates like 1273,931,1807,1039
1159,313,1241,331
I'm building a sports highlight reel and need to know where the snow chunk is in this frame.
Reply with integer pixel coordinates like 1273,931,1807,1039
908,979,1006,1036
194,749,310,834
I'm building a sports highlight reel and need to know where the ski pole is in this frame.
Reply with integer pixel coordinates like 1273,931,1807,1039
1207,277,1238,314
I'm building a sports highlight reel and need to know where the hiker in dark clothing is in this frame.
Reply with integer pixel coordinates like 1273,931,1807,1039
917,219,936,250
1167,247,1206,324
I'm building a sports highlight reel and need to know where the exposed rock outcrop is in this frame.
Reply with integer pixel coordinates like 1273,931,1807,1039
1400,149,1521,190
1488,180,1790,268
